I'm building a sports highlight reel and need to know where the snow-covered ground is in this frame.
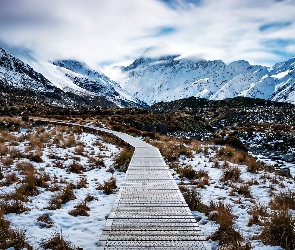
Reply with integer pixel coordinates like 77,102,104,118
166,144,295,250
0,124,126,249
1,122,294,249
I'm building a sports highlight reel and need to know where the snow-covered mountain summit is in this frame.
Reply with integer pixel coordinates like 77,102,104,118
51,59,147,107
118,47,295,105
0,45,146,108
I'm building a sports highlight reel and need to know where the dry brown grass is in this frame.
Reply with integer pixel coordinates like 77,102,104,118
75,177,88,189
37,213,54,228
0,199,30,214
66,162,85,174
16,161,35,175
3,172,19,186
269,190,295,210
29,134,43,148
0,143,8,157
179,186,207,212
47,184,76,210
41,231,78,250
247,205,267,227
63,135,77,148
260,210,295,250
68,201,90,217
96,177,117,195
220,166,241,182
0,130,16,143
237,184,252,198
74,146,84,155
246,156,263,173
1,157,14,167
207,202,242,247
113,147,133,172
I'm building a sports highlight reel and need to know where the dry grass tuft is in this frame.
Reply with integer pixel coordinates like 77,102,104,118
37,213,54,228
220,166,241,182
16,161,35,175
179,186,207,212
2,157,14,167
207,202,242,246
260,210,295,250
269,190,295,210
68,201,90,217
41,231,79,250
75,177,88,189
113,148,133,172
96,177,117,195
66,162,85,174
47,184,76,210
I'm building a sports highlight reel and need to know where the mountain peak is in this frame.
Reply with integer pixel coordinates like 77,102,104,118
118,52,295,105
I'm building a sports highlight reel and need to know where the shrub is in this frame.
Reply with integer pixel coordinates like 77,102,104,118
269,191,295,210
207,202,242,246
96,177,117,195
225,136,248,152
221,166,241,182
41,231,78,250
113,148,133,172
69,201,90,217
37,213,54,228
179,186,207,212
260,210,295,250
66,161,85,174
182,165,197,180
48,184,76,210
237,184,252,198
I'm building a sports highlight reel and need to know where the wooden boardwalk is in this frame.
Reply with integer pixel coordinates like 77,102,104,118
39,121,208,249
96,129,208,249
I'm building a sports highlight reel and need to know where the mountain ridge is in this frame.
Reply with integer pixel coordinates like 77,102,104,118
118,47,295,105
0,45,147,108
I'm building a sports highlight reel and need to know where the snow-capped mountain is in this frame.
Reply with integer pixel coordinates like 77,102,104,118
51,60,146,107
0,46,80,107
118,47,295,105
0,45,146,108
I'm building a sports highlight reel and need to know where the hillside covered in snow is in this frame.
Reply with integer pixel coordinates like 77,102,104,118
117,47,295,105
0,46,146,108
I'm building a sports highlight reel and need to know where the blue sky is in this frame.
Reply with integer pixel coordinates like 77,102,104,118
0,0,294,76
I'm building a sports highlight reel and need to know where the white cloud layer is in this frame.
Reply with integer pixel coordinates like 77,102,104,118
0,0,294,75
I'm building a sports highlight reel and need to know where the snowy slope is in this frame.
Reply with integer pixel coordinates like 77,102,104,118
51,60,147,108
118,48,295,105
0,45,146,108
0,46,81,107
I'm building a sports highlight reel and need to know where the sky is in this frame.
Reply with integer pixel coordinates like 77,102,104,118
0,0,295,77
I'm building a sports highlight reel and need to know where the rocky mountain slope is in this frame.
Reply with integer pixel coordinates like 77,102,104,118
0,46,146,108
118,47,295,105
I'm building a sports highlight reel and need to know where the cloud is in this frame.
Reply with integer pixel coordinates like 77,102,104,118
0,0,294,77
